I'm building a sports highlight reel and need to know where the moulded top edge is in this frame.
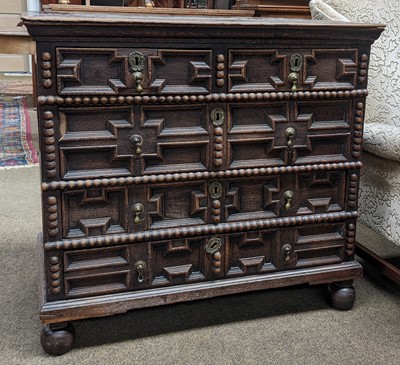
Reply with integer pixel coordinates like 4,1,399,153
21,11,385,31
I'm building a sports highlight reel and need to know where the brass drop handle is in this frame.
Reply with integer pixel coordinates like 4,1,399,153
288,72,299,92
282,244,293,262
285,127,296,147
134,261,146,283
283,190,294,211
132,203,144,224
129,134,143,156
133,72,143,93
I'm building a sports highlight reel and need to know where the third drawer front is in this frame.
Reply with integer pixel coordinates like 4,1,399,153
60,171,350,239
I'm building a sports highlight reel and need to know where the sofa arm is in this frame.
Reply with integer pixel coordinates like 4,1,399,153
363,123,400,162
309,0,350,22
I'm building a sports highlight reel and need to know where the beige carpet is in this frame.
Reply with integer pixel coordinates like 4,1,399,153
0,166,399,364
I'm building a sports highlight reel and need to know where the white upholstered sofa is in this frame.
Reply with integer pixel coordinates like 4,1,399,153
309,0,400,282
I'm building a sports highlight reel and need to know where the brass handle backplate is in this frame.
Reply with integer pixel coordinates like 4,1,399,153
283,190,294,211
289,54,303,92
134,260,146,283
282,244,293,262
129,134,143,155
285,127,296,147
132,203,144,224
129,51,145,93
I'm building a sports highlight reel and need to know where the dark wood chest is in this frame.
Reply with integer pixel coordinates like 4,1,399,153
23,11,383,355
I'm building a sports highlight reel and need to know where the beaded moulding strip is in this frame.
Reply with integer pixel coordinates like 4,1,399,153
44,211,359,251
41,161,363,192
37,89,369,106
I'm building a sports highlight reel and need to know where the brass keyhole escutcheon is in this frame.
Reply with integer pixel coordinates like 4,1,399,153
211,108,225,126
283,190,294,211
132,203,144,224
134,261,146,283
129,134,143,156
205,237,223,254
290,54,303,72
285,127,296,147
209,182,223,199
281,244,293,262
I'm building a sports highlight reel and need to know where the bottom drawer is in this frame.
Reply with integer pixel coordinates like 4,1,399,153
48,221,353,300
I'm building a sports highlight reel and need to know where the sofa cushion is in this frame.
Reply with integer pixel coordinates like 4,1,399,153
363,123,400,162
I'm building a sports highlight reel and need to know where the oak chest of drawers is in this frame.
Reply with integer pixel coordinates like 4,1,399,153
23,11,383,355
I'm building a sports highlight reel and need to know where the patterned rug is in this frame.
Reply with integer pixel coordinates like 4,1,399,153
0,96,39,169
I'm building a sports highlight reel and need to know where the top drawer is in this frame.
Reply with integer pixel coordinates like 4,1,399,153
227,48,360,93
55,47,213,95
53,47,362,96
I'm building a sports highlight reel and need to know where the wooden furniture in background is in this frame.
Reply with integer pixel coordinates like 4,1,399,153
23,11,383,355
0,27,37,102
41,4,254,15
236,0,311,18
40,0,84,5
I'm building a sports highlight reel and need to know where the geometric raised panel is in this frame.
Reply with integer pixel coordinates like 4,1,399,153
56,48,129,95
148,49,212,94
225,177,281,221
304,49,358,90
228,49,286,92
58,106,135,179
140,105,210,174
296,172,346,215
292,101,352,165
227,103,290,169
226,231,277,277
151,237,206,286
62,187,128,238
147,182,208,229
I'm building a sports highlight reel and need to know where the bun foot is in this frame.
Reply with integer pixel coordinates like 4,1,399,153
40,322,75,356
328,283,356,310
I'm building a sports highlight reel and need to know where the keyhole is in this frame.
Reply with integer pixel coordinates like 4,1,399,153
134,56,139,66
216,112,220,121
210,241,217,249
214,186,219,195
294,58,299,67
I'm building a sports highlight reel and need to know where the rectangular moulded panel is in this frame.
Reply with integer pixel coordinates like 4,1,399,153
63,245,131,298
294,223,347,268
